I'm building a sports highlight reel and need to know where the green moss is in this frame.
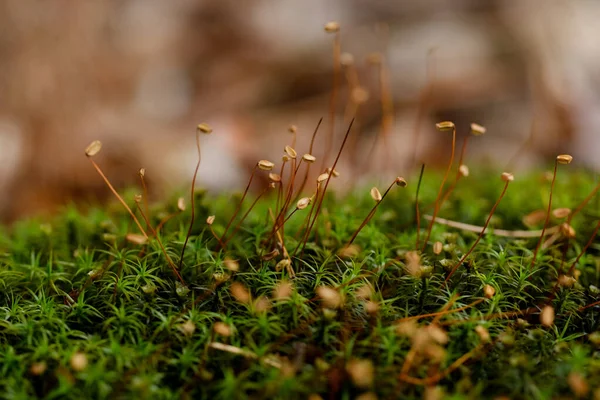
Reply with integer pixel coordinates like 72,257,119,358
1,168,600,399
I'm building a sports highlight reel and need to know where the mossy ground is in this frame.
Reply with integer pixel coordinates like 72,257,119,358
1,166,600,399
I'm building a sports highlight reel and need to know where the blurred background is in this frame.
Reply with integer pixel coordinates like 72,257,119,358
1,0,599,221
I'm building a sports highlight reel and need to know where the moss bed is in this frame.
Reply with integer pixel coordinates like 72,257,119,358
1,145,600,399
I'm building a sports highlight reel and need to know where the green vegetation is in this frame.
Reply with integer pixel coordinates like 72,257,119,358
1,130,600,400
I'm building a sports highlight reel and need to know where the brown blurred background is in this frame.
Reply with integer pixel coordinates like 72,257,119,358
0,0,599,221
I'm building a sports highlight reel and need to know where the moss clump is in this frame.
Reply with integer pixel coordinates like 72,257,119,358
1,164,600,399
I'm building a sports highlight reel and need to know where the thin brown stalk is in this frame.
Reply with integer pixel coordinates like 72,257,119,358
396,298,485,324
268,208,294,278
431,294,459,325
278,158,302,226
268,161,294,248
439,307,537,327
274,157,308,247
400,347,418,377
567,217,600,277
274,208,300,235
139,169,151,227
577,299,600,313
320,28,341,173
208,222,225,250
554,177,600,289
422,124,456,252
298,119,354,254
569,181,600,221
530,155,572,269
444,177,511,284
136,202,185,284
268,208,290,259
345,177,402,247
276,157,302,259
88,159,147,238
439,136,470,207
275,160,287,214
294,118,323,201
294,184,321,242
178,132,202,269
219,165,259,246
269,200,309,244
222,185,270,249
530,160,558,269
415,164,425,250
156,211,181,234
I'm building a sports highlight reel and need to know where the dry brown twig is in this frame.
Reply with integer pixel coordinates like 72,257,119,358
425,215,561,238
